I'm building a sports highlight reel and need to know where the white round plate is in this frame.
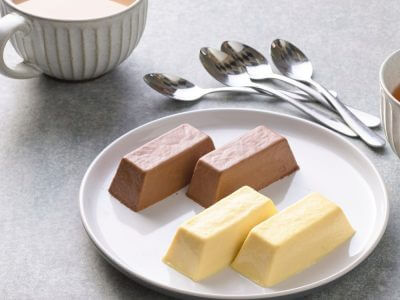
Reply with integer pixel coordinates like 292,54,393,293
80,108,388,299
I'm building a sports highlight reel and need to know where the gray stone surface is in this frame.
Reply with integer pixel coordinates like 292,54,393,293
0,0,399,298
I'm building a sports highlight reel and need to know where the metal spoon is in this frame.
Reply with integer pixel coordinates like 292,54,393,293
143,73,335,102
270,39,385,148
199,47,357,137
221,40,380,128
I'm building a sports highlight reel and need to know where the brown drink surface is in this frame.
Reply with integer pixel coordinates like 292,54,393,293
12,0,135,20
392,84,400,101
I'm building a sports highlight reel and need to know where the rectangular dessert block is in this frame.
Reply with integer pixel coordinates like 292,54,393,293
163,186,277,281
231,192,355,287
187,125,299,207
109,124,215,212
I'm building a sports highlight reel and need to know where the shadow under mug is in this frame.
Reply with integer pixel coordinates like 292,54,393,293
0,0,147,80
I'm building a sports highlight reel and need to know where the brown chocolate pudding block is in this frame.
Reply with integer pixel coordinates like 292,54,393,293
187,126,299,208
109,124,215,212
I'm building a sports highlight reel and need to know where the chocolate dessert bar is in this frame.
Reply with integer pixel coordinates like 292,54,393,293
187,126,299,207
109,124,215,211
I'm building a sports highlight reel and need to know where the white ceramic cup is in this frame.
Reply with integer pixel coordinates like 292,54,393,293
380,49,400,156
0,0,147,80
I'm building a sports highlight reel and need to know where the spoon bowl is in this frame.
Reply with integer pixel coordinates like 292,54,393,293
143,73,203,101
144,72,328,102
199,47,358,137
221,40,333,105
221,41,273,79
199,47,251,86
270,39,313,80
269,39,380,128
270,39,385,147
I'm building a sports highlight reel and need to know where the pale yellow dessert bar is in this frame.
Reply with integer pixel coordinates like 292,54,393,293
163,186,277,281
232,192,355,287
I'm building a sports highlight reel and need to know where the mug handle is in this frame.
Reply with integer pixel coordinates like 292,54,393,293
0,13,42,79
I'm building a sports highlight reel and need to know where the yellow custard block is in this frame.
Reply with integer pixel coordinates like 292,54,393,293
163,186,277,281
231,192,355,287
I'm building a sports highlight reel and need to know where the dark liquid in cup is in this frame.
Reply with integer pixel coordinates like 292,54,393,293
392,84,400,101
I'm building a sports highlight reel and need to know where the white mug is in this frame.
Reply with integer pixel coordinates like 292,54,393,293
0,0,147,80
380,49,400,156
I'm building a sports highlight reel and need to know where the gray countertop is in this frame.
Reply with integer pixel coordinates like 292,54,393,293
1,0,399,298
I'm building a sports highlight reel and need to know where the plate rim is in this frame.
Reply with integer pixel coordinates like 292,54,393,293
79,108,389,299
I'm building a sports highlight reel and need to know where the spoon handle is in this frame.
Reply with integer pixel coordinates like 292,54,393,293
204,86,257,94
204,86,380,128
205,86,335,104
249,82,357,137
204,86,324,99
255,76,380,128
267,73,331,105
306,79,386,148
